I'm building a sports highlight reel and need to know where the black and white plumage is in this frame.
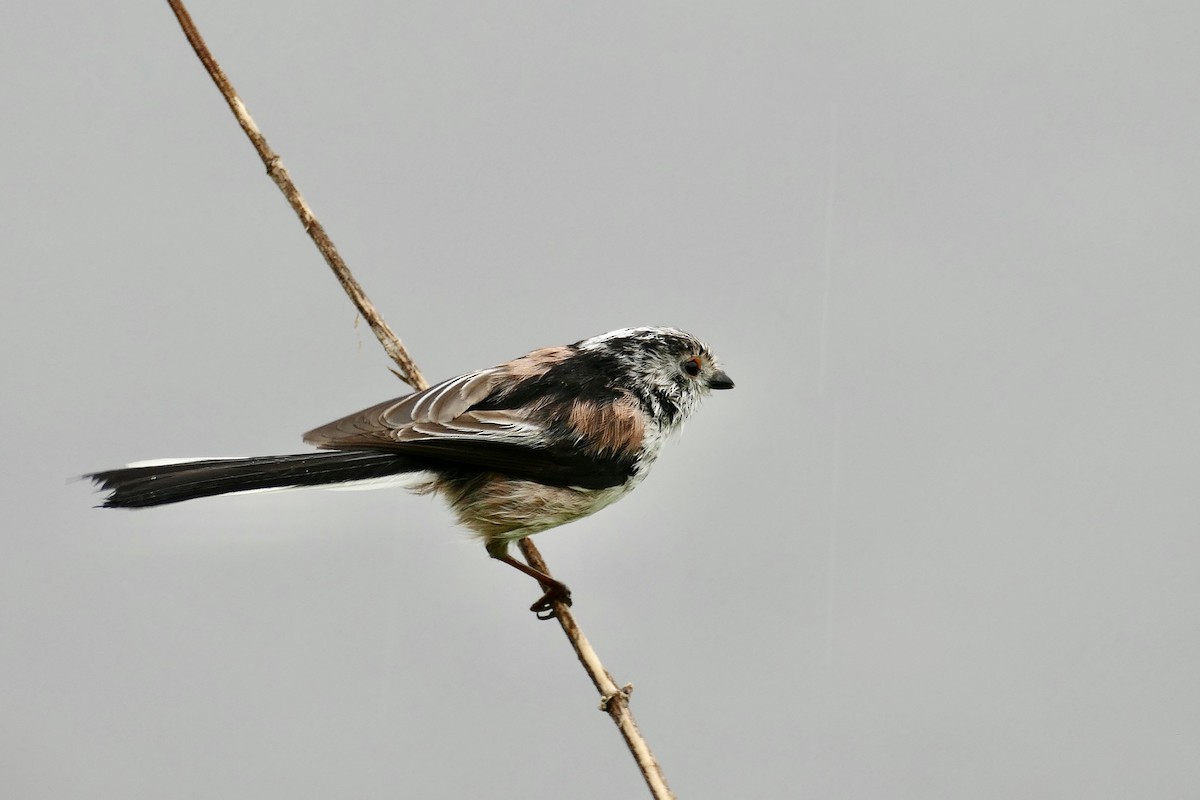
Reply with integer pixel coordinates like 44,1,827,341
88,327,733,615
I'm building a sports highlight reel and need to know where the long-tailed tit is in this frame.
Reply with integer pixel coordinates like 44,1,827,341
88,327,733,616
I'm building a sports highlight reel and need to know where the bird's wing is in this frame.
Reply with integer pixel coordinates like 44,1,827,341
302,368,637,489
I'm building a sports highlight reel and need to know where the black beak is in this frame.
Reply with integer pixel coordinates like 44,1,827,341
709,370,735,390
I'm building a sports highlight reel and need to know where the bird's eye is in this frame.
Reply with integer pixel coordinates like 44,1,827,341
682,356,702,377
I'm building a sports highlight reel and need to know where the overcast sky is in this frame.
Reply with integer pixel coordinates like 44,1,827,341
3,2,1198,798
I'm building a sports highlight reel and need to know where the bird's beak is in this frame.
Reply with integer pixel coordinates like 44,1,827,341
709,370,735,390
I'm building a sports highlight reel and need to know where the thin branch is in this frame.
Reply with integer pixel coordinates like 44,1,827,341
519,540,676,799
163,2,675,798
165,0,426,392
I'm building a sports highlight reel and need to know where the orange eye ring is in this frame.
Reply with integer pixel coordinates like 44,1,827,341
683,356,703,377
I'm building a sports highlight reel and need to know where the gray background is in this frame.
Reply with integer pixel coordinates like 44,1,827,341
3,2,1198,798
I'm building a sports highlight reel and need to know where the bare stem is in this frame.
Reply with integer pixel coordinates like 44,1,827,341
519,540,676,799
165,0,426,391
163,2,673,797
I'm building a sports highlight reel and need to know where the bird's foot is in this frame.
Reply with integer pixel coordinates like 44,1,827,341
530,583,573,620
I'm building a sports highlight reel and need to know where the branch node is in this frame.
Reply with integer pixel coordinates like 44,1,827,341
599,683,634,711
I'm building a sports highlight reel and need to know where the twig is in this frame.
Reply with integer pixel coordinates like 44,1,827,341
165,0,426,392
519,540,676,798
163,2,675,798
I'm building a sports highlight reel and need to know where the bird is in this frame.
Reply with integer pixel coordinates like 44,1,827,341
88,326,733,617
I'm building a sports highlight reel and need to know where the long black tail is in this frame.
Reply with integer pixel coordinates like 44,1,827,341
88,450,431,508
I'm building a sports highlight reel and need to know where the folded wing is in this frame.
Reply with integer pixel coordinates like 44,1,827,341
303,369,636,489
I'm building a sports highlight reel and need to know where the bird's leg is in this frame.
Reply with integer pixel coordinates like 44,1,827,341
487,540,573,619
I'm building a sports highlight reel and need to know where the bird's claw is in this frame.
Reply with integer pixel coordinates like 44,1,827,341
530,585,573,620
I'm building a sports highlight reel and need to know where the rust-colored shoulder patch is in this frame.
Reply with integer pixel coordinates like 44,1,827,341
568,395,645,455
504,346,574,380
